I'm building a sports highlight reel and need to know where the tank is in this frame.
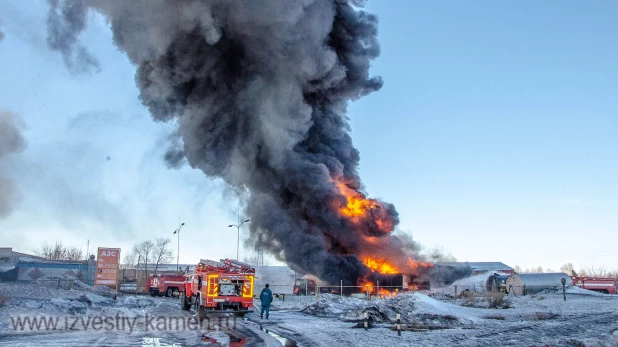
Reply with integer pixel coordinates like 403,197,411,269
506,272,572,295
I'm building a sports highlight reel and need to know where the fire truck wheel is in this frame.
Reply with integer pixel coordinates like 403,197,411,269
180,291,191,311
166,288,174,297
194,295,204,316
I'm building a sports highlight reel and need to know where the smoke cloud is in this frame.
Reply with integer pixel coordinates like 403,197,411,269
46,0,470,285
46,0,99,73
0,111,27,218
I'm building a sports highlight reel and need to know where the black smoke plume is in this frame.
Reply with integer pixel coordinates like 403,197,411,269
46,0,470,285
0,112,27,218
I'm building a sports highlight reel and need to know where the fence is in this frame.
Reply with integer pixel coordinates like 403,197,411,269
314,285,414,299
252,283,414,302
431,283,574,297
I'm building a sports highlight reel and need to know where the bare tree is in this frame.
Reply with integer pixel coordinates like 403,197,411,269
34,241,82,261
33,242,54,259
513,265,521,273
65,246,83,261
133,240,155,282
560,263,577,276
121,250,137,270
580,266,617,278
152,238,174,275
523,266,544,273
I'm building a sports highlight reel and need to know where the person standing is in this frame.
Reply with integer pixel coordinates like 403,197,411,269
259,283,273,319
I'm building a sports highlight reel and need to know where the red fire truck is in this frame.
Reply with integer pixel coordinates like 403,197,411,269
180,258,255,317
572,277,617,294
147,274,186,297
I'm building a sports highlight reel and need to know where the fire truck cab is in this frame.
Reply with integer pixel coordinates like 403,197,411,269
181,259,255,317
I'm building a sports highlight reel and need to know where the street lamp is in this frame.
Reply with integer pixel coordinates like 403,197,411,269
228,219,250,260
173,222,185,272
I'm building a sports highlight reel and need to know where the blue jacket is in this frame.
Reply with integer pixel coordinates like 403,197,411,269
260,287,273,305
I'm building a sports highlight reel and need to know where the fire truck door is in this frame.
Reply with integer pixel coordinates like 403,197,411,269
197,276,203,290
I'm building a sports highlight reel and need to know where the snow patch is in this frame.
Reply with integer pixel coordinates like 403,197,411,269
413,293,483,323
140,337,181,347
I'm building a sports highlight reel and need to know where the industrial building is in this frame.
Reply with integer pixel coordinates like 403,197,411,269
435,261,514,275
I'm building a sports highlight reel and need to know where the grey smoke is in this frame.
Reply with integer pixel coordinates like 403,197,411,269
0,112,27,218
46,0,99,73
46,0,470,285
429,264,474,286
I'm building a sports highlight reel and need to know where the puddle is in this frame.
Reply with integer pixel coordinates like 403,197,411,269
202,330,248,346
259,326,297,347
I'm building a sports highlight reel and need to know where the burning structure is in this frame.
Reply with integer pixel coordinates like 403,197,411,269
45,0,470,288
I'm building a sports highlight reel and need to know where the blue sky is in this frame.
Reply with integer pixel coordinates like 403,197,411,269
0,1,616,272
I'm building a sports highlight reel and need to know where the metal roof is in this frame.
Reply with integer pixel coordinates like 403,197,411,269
136,263,195,271
0,265,16,273
435,262,514,271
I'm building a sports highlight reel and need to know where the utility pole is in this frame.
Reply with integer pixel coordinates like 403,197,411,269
228,217,250,261
173,222,185,272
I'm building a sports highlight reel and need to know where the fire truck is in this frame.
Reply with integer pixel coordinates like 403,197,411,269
180,258,255,317
147,274,186,297
572,276,617,294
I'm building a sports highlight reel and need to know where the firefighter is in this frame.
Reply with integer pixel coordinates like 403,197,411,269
259,283,273,319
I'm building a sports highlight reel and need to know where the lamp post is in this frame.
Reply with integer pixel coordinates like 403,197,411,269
173,222,185,272
228,219,250,260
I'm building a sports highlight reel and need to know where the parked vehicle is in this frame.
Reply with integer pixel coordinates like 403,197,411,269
181,258,255,317
572,276,617,294
147,274,185,297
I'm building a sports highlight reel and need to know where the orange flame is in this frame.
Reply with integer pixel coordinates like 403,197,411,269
378,288,392,297
337,182,381,217
407,259,434,272
361,281,395,297
363,257,399,274
335,182,394,233
363,282,374,292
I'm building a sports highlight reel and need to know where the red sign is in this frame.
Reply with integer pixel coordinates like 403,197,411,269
95,247,121,287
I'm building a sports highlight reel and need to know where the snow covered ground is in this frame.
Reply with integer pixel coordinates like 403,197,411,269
1,281,618,346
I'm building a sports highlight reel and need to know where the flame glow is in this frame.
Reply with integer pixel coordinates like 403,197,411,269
363,257,399,274
337,183,379,216
334,182,394,234
363,282,374,292
407,259,434,272
361,280,395,297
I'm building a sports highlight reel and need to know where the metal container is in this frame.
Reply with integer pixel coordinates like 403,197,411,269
506,272,572,295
